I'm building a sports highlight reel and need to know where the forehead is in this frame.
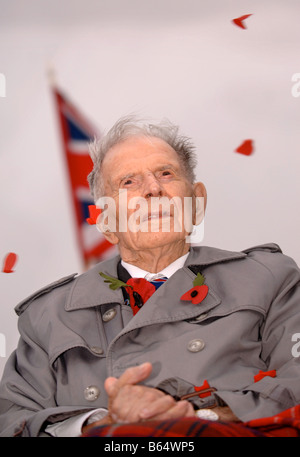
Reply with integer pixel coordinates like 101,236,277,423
105,135,179,163
102,136,181,176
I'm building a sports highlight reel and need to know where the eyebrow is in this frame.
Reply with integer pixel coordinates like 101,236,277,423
117,164,179,184
159,164,177,171
118,173,135,183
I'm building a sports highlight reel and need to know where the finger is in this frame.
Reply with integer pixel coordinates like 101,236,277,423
138,395,176,420
154,400,194,420
141,400,195,421
110,385,146,422
110,385,165,423
108,362,152,397
104,377,118,396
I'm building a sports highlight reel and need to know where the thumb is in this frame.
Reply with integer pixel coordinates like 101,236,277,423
104,362,153,398
117,362,153,387
104,377,118,396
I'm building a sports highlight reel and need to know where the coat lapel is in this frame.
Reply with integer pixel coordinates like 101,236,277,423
65,245,246,315
120,265,222,332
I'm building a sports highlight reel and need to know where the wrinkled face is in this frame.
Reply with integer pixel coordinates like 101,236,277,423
97,135,206,252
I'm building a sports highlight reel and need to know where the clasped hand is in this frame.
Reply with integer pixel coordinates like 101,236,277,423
82,362,239,433
82,362,194,432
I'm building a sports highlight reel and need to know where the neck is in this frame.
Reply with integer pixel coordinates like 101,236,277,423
119,241,190,273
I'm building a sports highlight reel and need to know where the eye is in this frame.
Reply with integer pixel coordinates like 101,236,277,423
124,179,133,185
161,170,172,177
120,177,135,187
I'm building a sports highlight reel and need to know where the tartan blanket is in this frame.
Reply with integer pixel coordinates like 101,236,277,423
82,405,300,437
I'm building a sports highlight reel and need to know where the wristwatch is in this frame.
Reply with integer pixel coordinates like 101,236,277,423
195,408,219,421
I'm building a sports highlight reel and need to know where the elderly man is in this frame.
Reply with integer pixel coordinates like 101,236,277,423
0,117,300,437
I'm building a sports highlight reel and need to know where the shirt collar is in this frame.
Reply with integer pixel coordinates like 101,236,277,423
64,246,247,311
121,252,190,280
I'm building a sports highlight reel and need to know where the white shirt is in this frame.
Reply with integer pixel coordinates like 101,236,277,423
121,252,189,280
46,251,189,436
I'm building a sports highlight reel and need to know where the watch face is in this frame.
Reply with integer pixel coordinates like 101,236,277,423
196,409,219,421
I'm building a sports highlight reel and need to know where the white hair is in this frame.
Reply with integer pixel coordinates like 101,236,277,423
87,115,197,201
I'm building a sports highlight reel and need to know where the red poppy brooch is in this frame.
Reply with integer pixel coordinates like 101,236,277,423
99,272,155,315
180,272,209,305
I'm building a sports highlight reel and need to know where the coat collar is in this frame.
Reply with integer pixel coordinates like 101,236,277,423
65,245,246,312
184,245,246,268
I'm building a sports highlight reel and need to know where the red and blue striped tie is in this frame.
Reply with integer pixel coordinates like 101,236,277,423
145,274,168,290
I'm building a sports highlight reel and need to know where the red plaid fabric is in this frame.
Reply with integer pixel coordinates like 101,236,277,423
82,405,300,437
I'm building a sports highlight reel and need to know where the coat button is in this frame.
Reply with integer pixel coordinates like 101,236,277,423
102,308,117,322
195,313,208,321
187,339,205,352
84,385,100,401
90,346,104,355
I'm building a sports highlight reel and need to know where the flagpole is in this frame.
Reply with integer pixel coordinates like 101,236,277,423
48,73,86,270
48,71,114,270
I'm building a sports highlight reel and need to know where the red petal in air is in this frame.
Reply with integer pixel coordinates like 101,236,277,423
235,139,254,156
86,205,101,225
2,252,18,273
232,14,252,30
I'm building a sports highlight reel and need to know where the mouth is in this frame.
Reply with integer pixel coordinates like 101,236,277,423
142,210,171,222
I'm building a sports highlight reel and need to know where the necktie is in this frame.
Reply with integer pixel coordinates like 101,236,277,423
144,274,168,290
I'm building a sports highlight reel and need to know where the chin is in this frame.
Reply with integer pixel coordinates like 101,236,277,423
132,231,187,249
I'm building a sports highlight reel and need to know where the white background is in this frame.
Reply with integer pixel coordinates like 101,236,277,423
0,0,300,376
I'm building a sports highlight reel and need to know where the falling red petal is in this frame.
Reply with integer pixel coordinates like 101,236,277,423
2,252,18,273
86,205,102,225
235,139,254,156
232,14,252,29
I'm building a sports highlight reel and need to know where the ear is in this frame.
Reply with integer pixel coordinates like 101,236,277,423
192,182,207,225
95,197,120,245
102,230,120,245
193,182,207,207
96,221,120,245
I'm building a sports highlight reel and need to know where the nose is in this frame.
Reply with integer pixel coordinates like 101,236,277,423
143,173,163,199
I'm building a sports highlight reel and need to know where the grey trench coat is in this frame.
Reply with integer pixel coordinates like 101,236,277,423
0,243,300,436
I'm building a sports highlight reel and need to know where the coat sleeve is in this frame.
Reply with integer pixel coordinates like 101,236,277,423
0,330,93,436
214,249,300,421
0,281,93,437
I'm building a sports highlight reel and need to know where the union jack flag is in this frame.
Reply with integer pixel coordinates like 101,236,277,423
52,87,115,268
